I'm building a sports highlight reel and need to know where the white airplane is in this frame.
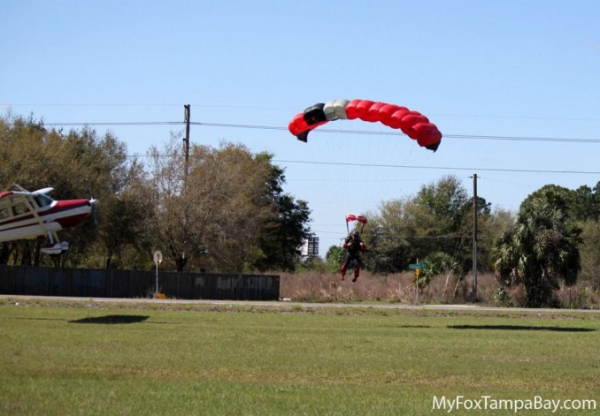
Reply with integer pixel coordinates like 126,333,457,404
0,186,96,255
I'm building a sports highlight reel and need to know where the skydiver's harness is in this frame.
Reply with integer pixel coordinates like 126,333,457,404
343,238,364,268
345,239,362,258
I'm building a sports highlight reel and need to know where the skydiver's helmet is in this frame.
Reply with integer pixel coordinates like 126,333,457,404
352,231,360,240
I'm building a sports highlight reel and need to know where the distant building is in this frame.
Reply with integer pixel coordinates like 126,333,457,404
301,235,319,258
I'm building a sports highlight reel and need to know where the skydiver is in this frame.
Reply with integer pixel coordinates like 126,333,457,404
340,230,367,282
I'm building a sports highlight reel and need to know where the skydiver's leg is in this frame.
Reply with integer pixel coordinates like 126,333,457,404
351,257,365,282
352,265,360,282
340,255,349,280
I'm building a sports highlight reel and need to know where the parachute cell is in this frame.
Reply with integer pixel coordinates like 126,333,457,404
323,99,349,121
288,99,442,151
304,103,327,125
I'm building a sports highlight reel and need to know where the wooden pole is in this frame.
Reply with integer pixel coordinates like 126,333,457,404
472,173,478,302
183,104,191,177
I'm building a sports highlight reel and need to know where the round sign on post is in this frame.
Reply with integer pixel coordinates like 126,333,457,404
153,250,163,266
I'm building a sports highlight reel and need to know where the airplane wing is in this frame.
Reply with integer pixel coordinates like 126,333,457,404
0,190,43,221
0,187,53,198
0,192,15,221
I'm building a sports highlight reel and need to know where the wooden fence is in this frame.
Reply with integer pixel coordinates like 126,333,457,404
0,266,280,301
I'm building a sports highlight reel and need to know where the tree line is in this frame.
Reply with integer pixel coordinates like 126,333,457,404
2,114,599,307
0,114,310,272
321,176,599,307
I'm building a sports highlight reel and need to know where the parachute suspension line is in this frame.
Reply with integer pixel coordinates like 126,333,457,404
331,130,352,234
302,127,349,247
371,129,404,204
288,99,443,251
288,98,443,220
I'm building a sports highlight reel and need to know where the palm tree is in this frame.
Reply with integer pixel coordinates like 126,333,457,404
421,251,463,303
492,186,582,307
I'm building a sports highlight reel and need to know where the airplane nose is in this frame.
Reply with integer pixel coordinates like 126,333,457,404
53,199,94,228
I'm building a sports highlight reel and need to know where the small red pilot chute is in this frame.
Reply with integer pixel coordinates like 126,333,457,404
346,213,368,233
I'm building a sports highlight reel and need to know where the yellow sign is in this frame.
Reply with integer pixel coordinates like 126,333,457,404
415,268,420,276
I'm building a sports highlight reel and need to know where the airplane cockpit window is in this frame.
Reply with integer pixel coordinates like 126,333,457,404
0,207,10,220
34,194,54,208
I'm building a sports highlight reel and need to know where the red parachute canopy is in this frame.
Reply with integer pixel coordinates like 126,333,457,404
346,214,367,233
346,214,367,224
288,99,442,151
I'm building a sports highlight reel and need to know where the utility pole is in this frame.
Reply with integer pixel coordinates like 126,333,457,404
472,173,478,302
183,104,191,178
178,104,191,273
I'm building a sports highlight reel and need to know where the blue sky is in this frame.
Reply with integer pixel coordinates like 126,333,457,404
2,0,600,255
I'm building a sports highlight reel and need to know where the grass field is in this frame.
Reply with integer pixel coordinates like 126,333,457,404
1,298,599,415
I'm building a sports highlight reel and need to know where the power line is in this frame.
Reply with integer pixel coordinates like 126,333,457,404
272,159,600,175
44,121,181,127
444,134,600,143
40,119,600,174
193,122,600,143
129,153,600,175
9,103,600,121
40,120,600,144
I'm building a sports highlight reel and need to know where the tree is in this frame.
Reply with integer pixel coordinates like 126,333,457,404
59,127,148,268
1,113,313,272
420,251,462,287
363,175,490,275
361,199,415,274
148,138,310,273
146,134,189,271
325,245,345,273
570,183,600,221
577,220,600,290
0,114,49,265
253,153,311,272
0,114,143,268
492,185,582,307
95,176,155,269
189,143,278,272
479,207,515,271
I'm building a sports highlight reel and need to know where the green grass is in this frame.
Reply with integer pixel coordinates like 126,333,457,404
1,299,599,415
